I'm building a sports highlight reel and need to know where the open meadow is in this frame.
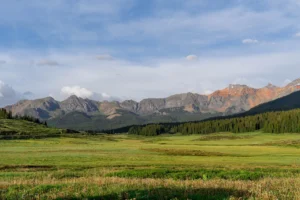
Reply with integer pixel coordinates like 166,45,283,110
1,132,300,199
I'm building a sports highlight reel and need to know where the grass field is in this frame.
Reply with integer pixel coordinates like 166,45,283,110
1,132,300,199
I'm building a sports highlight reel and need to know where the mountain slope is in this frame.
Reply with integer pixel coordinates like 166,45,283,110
126,91,300,135
245,91,300,115
4,97,62,120
48,110,145,131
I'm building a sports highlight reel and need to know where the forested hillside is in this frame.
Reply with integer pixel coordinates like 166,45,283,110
128,109,300,136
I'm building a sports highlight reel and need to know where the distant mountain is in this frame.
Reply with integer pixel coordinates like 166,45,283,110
4,78,300,130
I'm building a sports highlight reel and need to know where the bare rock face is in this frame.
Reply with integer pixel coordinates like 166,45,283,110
208,85,256,112
184,104,200,113
137,98,166,115
224,106,246,115
60,95,98,113
208,83,283,113
99,101,120,115
166,93,208,110
120,100,139,113
265,83,278,89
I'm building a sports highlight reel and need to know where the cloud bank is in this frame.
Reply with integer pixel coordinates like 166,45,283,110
61,86,94,99
0,81,21,107
60,85,119,101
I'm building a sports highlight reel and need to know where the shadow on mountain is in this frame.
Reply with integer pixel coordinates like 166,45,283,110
58,187,250,200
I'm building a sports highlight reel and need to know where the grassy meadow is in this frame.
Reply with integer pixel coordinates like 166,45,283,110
1,132,300,199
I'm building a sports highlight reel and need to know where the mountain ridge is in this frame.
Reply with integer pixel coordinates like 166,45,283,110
4,78,300,130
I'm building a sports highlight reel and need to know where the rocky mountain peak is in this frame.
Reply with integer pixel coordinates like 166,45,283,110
120,100,139,113
168,92,198,100
64,95,81,102
286,78,300,87
138,98,166,115
44,96,56,101
228,84,249,90
121,99,138,104
60,95,98,113
264,83,278,89
39,97,60,111
166,92,208,109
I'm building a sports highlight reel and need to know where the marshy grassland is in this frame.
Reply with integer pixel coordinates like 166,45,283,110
1,132,300,199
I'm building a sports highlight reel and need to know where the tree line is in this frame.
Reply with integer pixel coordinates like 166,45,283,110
0,108,47,126
128,109,300,135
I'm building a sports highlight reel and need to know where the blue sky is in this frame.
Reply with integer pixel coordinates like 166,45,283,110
1,0,300,106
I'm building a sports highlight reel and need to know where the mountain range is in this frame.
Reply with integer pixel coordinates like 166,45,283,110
4,78,300,130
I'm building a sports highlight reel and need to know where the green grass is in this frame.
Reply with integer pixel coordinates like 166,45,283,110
106,168,300,180
2,132,300,199
0,119,63,139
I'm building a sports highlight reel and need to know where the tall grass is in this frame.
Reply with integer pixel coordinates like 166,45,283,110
1,176,300,199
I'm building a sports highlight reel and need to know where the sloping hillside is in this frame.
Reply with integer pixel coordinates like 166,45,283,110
0,119,64,139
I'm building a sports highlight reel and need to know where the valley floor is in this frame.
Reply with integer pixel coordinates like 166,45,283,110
1,132,300,199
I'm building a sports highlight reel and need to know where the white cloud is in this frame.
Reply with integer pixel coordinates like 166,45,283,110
93,92,120,101
0,60,6,65
0,81,17,98
294,32,300,37
186,55,198,61
61,86,94,99
101,93,111,98
60,85,120,101
242,39,259,44
96,54,114,60
36,60,59,66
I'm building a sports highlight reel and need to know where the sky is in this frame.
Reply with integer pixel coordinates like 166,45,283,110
1,0,300,106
